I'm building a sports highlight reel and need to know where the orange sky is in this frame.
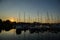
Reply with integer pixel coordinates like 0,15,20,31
0,16,60,23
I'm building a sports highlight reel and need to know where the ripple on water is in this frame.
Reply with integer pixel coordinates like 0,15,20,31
0,29,60,40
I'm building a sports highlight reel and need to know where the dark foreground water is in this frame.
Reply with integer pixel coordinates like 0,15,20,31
0,29,60,40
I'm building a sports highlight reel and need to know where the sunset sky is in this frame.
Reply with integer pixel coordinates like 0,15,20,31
0,0,60,23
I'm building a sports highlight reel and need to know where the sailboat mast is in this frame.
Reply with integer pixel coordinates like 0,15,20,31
57,15,59,23
17,11,19,22
47,12,49,23
41,13,42,23
37,10,39,22
19,12,20,22
29,14,30,23
24,11,25,22
50,13,53,23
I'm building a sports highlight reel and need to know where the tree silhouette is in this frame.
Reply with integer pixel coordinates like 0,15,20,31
0,19,2,32
3,20,12,31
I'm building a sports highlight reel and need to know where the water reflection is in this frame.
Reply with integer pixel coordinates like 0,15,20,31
0,29,60,40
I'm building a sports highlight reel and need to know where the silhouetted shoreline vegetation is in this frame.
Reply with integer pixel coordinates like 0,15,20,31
0,19,60,34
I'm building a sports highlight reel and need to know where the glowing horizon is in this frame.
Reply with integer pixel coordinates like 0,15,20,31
0,0,60,23
0,16,60,23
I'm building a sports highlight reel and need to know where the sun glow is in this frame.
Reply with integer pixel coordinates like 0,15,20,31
9,17,15,22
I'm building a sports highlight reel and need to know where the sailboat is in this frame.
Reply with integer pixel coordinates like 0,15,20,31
16,11,22,34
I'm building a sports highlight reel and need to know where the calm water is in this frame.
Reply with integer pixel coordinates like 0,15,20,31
0,29,60,40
